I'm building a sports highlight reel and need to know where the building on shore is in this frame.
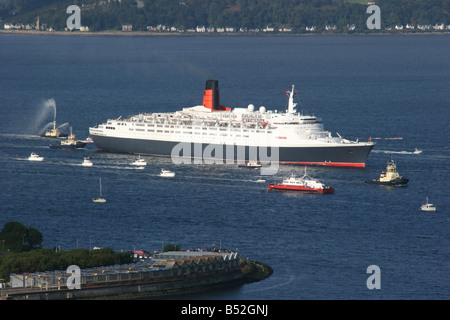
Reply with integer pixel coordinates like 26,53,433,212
122,24,132,32
5,251,242,299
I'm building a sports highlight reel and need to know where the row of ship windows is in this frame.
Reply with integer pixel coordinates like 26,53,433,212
107,123,269,132
125,128,271,133
111,123,233,129
133,128,252,137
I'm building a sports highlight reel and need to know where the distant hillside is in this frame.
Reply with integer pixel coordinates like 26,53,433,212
1,0,449,33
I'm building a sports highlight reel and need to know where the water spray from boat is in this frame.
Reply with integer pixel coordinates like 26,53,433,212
39,121,70,137
34,98,69,137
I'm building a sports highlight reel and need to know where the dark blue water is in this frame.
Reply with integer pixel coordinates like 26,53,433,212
0,34,449,299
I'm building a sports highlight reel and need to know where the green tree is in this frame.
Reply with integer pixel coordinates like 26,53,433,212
0,221,43,252
0,247,133,280
24,226,42,250
163,243,181,252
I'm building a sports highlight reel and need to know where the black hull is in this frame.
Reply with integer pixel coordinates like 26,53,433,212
365,178,409,186
238,165,262,169
50,142,86,149
40,134,68,138
90,135,373,167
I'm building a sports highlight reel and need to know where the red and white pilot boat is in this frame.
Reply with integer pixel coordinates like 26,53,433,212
268,168,334,194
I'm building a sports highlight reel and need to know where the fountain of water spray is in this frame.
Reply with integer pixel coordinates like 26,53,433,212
32,98,68,136
58,122,70,132
38,121,54,136
32,98,56,133
36,98,56,127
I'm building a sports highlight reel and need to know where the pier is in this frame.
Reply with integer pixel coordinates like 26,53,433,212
1,251,271,300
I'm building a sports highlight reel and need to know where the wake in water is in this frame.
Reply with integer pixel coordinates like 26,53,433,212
370,137,422,155
245,273,297,293
372,149,422,155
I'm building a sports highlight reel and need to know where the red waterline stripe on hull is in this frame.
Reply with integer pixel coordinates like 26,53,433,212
94,148,366,168
280,161,366,168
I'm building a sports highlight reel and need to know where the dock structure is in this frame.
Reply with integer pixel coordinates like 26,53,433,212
2,251,242,300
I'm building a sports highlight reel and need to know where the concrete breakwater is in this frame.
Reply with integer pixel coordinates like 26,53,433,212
2,251,272,300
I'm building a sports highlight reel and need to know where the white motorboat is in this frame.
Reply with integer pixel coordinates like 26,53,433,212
93,178,106,203
239,161,262,168
28,152,44,162
131,155,147,166
160,169,175,177
413,148,423,154
81,137,94,143
420,197,436,211
82,156,93,167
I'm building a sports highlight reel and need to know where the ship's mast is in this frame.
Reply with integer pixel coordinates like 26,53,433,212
287,85,297,114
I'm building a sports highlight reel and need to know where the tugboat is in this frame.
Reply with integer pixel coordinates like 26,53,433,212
268,168,334,194
40,120,67,138
366,157,408,186
50,127,86,149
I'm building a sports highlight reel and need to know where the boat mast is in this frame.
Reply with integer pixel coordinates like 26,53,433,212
99,178,102,197
287,85,297,114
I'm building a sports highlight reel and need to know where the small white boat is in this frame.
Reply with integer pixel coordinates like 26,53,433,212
239,161,262,168
92,178,106,203
160,169,175,177
82,156,93,167
28,152,44,162
81,137,94,143
420,197,436,211
413,148,423,154
131,155,147,166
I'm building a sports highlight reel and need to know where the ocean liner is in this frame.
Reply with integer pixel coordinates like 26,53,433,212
89,80,374,167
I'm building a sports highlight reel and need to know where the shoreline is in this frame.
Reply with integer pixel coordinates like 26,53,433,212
1,29,449,37
1,259,272,300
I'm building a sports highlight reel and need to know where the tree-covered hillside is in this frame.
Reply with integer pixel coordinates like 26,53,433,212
1,0,449,32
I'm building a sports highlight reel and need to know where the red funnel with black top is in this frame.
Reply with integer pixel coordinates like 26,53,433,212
202,80,230,111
